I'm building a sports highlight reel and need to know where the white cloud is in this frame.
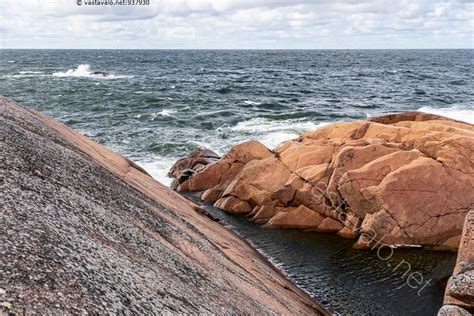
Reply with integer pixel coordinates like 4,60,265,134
0,0,473,48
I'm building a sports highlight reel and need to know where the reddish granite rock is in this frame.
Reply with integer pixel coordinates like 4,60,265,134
265,205,324,229
171,111,474,250
316,217,344,233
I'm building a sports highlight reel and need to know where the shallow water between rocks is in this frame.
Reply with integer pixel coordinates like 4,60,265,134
185,194,456,316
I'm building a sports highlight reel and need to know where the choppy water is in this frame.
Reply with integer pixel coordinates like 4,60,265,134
1,49,473,185
1,49,473,315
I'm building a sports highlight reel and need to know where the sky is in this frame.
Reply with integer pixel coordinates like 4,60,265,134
0,0,473,49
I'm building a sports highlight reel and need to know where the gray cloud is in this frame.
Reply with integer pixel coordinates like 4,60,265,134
0,0,472,48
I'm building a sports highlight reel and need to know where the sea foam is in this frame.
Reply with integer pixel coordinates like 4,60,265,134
137,159,176,187
157,109,177,117
229,117,329,149
52,64,131,79
417,106,474,124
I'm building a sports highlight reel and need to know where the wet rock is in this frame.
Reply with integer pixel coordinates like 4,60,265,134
92,71,108,77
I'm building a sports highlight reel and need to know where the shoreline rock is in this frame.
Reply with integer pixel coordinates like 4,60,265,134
0,97,328,314
439,210,474,314
171,111,474,251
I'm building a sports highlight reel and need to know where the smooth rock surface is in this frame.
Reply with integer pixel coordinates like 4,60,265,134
0,97,326,314
171,111,474,250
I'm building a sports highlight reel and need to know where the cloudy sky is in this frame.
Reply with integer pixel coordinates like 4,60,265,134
1,0,473,49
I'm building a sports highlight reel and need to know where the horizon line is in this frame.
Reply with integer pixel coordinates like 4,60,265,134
1,47,473,50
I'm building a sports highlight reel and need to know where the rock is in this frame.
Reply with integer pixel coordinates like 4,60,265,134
316,217,344,233
221,157,291,208
214,196,252,214
272,185,296,207
447,272,474,304
0,97,326,315
170,148,220,190
368,111,454,124
169,148,219,178
442,210,474,313
338,149,423,218
337,227,359,239
250,204,279,222
171,111,474,251
92,71,108,77
265,205,324,229
438,305,472,316
226,140,273,163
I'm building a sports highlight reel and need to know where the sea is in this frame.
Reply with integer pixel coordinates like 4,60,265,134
1,49,473,315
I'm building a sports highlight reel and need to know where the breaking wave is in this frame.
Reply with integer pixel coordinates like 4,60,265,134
417,106,474,124
52,64,132,79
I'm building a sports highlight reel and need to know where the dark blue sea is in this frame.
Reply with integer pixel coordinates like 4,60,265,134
1,49,473,315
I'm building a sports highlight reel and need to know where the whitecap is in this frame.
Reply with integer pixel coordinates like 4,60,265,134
4,73,48,78
417,106,474,124
230,117,325,134
157,109,177,117
19,71,43,74
259,131,300,149
134,91,153,95
149,109,177,120
243,100,262,105
228,117,329,149
7,60,15,63
52,64,132,79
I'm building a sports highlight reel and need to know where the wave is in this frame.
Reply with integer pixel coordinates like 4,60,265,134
157,109,177,117
243,100,262,105
229,117,329,149
230,117,326,133
52,64,132,79
417,106,474,124
136,158,176,187
135,109,178,120
4,73,48,79
19,71,43,74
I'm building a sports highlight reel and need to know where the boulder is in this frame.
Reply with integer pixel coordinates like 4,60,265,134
221,157,291,207
171,111,474,251
316,217,344,233
438,305,471,316
265,205,324,229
